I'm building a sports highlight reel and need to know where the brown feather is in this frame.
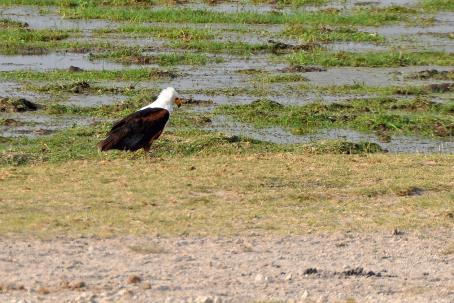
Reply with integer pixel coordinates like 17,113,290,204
97,108,169,152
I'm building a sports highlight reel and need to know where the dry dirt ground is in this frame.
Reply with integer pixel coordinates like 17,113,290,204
1,230,453,303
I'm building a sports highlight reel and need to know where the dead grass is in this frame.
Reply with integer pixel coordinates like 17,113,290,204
0,153,452,238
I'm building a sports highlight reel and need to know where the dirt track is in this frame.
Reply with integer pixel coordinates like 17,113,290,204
1,230,453,303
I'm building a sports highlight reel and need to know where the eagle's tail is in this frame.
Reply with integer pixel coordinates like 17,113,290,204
97,127,130,151
97,137,113,151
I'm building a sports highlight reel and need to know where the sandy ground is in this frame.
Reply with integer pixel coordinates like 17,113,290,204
0,230,453,303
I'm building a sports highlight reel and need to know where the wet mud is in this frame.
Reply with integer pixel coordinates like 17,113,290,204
208,116,454,153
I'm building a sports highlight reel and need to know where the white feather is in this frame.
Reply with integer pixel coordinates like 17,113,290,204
140,87,179,113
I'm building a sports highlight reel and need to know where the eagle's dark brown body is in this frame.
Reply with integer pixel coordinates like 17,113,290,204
97,107,169,152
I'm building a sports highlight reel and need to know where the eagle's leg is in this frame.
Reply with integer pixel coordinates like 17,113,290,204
143,144,152,156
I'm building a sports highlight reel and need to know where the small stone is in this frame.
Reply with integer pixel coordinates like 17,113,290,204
157,285,170,291
36,287,49,295
300,290,309,301
254,274,264,282
69,65,84,72
393,228,404,236
284,273,293,281
59,280,70,289
213,296,222,303
127,275,142,284
264,276,274,283
118,289,133,297
70,281,86,289
304,268,318,275
142,282,152,289
195,296,214,303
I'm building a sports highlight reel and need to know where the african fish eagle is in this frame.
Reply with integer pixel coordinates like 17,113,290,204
97,87,182,153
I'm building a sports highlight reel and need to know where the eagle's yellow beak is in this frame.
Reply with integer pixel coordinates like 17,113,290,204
175,97,183,108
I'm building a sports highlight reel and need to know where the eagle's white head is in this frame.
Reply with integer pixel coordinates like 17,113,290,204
141,87,182,113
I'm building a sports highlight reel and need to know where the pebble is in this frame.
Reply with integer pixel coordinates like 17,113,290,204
195,296,214,303
300,290,309,301
142,282,152,289
254,274,274,283
118,289,134,297
127,275,142,284
36,287,49,295
70,280,86,289
157,285,171,291
254,274,264,282
264,276,274,283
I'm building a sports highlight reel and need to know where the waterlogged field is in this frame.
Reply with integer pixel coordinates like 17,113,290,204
0,1,453,302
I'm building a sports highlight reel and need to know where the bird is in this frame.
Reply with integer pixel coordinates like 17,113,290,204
97,87,182,154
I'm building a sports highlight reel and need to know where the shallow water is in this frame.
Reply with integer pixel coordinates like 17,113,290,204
0,112,100,137
0,53,126,71
0,7,115,30
326,42,388,52
209,116,454,153
304,66,454,87
65,94,128,107
0,81,45,100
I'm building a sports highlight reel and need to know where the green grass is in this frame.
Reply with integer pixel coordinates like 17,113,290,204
0,0,157,5
0,68,177,82
0,18,28,28
58,6,409,26
0,26,132,55
420,0,454,11
167,40,269,55
405,69,454,80
0,152,452,236
95,25,214,40
0,0,60,4
297,83,434,96
288,50,454,67
282,25,385,43
216,98,454,138
251,0,328,6
0,120,382,166
0,27,74,54
252,73,307,83
90,49,218,66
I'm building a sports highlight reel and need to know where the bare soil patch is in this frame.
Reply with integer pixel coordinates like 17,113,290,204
0,231,453,302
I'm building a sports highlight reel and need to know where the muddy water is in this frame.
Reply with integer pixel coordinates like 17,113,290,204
65,94,127,107
0,81,47,101
326,42,388,52
303,66,454,86
156,0,421,13
0,112,100,137
361,15,454,37
150,56,287,90
348,0,419,6
0,7,114,30
0,53,126,71
187,92,380,106
209,116,454,153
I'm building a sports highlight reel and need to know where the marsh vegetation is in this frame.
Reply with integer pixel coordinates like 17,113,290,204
0,1,453,301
